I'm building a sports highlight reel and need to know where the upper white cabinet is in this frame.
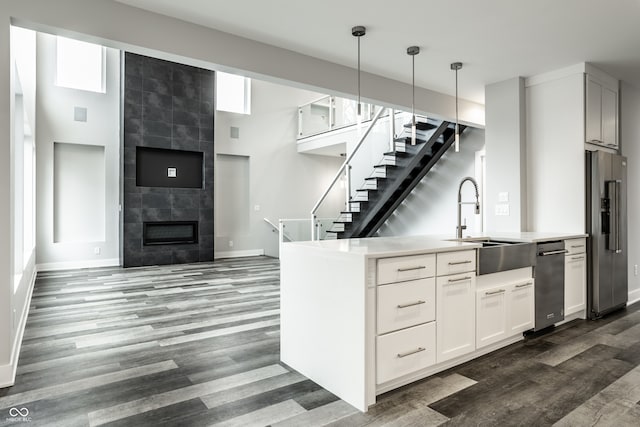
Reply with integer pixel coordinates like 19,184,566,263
525,63,618,233
586,74,618,149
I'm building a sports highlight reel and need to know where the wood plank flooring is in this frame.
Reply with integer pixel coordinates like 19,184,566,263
0,256,639,426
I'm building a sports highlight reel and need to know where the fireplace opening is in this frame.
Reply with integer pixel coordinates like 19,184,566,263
143,221,198,245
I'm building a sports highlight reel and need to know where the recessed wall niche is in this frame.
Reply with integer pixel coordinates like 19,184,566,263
122,52,214,267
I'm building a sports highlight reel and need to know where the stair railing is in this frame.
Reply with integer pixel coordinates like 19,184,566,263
310,106,387,240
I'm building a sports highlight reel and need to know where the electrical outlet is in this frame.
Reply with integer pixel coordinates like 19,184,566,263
635,264,638,276
94,247,101,255
229,240,234,248
254,205,260,211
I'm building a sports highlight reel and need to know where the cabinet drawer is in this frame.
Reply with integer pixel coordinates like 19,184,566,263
436,250,476,276
564,238,586,255
377,254,436,285
377,278,435,334
376,322,436,384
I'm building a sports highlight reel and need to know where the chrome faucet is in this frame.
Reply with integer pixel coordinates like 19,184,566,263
457,176,480,239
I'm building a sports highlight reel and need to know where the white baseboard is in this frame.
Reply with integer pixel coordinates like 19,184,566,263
0,266,37,388
214,249,265,259
36,258,120,272
628,288,640,306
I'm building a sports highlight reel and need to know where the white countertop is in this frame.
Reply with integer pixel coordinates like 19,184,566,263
283,231,588,258
283,235,480,258
454,231,588,243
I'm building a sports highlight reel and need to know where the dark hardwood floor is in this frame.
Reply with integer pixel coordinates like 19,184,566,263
0,256,639,426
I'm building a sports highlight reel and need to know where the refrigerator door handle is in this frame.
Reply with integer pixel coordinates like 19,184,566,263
607,180,622,253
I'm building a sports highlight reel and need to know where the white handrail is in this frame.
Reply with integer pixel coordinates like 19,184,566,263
310,106,387,240
263,217,293,242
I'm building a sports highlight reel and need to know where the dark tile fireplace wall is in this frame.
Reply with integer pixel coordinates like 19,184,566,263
123,52,214,267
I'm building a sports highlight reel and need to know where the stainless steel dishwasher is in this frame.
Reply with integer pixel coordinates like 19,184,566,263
534,241,567,331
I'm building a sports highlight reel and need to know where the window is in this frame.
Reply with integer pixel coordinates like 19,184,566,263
216,72,251,114
56,36,105,93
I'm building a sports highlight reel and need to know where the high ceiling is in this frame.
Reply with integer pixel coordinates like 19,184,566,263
114,0,640,104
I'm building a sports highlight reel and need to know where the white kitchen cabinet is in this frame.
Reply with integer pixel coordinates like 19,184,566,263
376,322,436,384
476,280,534,349
508,281,535,334
436,250,476,276
586,74,618,149
476,286,508,348
377,253,436,285
564,238,586,316
377,278,435,335
436,272,476,362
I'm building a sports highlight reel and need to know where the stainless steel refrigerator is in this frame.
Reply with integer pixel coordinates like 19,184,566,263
586,150,628,319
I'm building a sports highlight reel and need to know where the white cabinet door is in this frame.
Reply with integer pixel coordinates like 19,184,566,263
565,254,586,315
508,281,535,334
436,273,475,363
476,287,508,349
602,87,618,148
586,77,602,144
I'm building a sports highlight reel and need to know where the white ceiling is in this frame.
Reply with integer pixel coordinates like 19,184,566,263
114,0,640,104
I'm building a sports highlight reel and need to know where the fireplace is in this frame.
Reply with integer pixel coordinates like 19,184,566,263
143,221,198,246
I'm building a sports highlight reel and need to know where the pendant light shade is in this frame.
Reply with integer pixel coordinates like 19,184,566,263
451,62,463,152
407,46,420,145
352,26,366,116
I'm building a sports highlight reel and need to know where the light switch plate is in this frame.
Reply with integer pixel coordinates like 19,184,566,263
167,167,177,178
498,192,509,202
495,204,510,216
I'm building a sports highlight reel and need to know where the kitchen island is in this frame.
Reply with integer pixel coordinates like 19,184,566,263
280,233,586,411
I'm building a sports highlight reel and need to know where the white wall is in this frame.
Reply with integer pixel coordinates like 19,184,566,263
485,77,527,232
621,82,640,303
35,32,120,270
377,128,485,238
0,25,37,387
215,79,343,258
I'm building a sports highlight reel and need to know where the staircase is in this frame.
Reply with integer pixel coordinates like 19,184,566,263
326,118,466,239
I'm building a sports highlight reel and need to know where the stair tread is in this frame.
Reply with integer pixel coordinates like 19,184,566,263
394,136,427,144
403,121,437,131
384,151,410,156
373,164,398,168
356,188,375,192
340,211,358,214
364,176,384,181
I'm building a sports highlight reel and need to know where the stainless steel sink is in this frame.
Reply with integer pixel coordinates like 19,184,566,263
476,239,536,275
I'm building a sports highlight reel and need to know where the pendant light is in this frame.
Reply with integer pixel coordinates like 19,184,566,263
352,26,366,116
451,62,463,152
407,46,420,145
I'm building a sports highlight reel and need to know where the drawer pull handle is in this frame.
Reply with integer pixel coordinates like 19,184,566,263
397,347,426,358
485,289,506,295
397,266,427,272
571,255,585,260
515,283,532,288
448,276,472,283
570,245,585,248
397,300,426,309
448,260,472,266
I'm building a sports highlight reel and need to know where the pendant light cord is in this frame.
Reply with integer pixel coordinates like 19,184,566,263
412,54,415,123
455,67,459,135
357,35,361,115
